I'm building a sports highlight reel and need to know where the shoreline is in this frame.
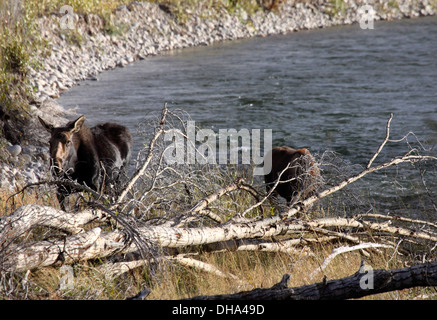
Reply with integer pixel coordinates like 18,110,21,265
1,0,436,191
30,0,437,106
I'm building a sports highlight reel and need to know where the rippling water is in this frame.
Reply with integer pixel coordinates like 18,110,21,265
58,17,437,216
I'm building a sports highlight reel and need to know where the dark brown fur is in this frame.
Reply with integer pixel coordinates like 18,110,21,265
39,115,132,209
264,146,321,205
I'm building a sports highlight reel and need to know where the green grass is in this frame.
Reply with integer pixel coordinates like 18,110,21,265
0,1,46,161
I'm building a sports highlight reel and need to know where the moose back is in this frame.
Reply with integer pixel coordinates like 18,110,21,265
264,146,322,205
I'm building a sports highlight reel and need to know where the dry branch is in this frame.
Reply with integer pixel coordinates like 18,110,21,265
356,213,437,230
288,153,437,221
366,113,393,169
99,259,148,279
202,238,318,256
309,242,395,279
113,104,169,207
0,204,106,237
171,255,245,283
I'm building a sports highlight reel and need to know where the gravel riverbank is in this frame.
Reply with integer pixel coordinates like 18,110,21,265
1,0,436,191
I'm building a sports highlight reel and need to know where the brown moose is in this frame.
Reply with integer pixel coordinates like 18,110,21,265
264,146,321,206
39,115,132,209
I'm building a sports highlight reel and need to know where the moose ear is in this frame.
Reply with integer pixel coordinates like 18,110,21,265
70,115,86,133
38,116,54,133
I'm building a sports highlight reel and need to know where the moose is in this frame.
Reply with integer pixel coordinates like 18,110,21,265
264,146,322,206
39,115,132,210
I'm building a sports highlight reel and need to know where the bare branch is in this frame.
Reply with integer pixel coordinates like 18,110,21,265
367,113,393,169
171,255,246,284
290,153,437,219
2,108,437,300
356,213,437,230
309,242,395,279
113,104,169,207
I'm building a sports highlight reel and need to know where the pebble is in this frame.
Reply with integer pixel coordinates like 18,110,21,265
117,59,128,67
7,145,22,157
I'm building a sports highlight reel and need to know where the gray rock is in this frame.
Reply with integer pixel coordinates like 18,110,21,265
7,145,22,157
23,169,38,184
117,59,128,67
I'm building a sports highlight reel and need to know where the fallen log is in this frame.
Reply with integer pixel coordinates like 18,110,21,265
190,261,437,300
2,204,437,272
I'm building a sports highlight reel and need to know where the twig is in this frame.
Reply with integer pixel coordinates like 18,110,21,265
288,153,437,220
188,178,248,216
6,179,107,211
356,213,437,230
309,242,394,279
113,104,168,208
182,177,262,224
367,113,393,169
418,165,437,212
171,254,247,285
240,162,296,218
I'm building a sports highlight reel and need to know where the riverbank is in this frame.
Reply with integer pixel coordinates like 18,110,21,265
1,0,436,191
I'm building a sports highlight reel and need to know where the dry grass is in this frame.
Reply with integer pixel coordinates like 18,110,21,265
0,188,57,217
15,240,432,300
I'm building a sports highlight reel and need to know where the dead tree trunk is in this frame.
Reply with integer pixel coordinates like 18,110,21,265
2,199,437,272
190,261,437,300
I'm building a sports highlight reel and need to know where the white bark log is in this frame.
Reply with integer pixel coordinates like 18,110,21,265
3,204,437,272
0,204,103,236
6,228,102,271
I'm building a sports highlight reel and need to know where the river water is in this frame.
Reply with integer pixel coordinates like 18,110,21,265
58,17,437,216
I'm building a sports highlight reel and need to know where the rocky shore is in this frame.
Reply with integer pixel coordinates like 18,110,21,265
1,0,436,191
